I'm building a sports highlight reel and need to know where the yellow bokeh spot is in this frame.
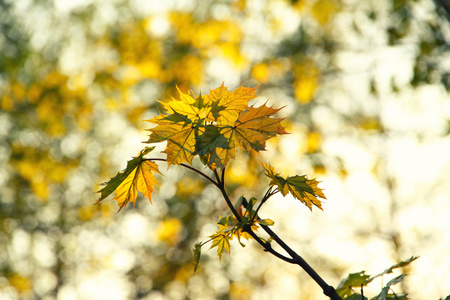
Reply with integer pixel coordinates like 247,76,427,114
78,205,96,222
27,84,42,103
9,273,32,293
361,117,381,131
176,177,204,198
226,160,258,188
43,71,68,88
293,0,307,12
31,177,49,200
306,131,322,153
312,0,340,25
229,282,252,300
251,63,269,82
137,60,161,79
121,66,143,86
220,43,247,68
294,76,318,104
174,266,191,283
155,218,182,245
293,59,320,104
11,82,27,101
313,164,326,175
1,94,14,111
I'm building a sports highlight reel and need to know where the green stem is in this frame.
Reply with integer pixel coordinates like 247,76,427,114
251,187,278,223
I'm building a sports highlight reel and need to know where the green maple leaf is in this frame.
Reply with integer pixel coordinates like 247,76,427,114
261,162,326,210
192,242,202,273
336,271,370,298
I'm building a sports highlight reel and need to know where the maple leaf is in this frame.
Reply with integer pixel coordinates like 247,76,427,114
206,83,257,124
222,103,288,152
194,125,235,169
161,86,212,122
261,162,326,210
145,113,201,166
97,147,161,212
192,242,202,273
145,87,213,166
146,84,287,169
209,226,231,260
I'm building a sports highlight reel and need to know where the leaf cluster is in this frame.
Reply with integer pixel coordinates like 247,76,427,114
193,196,275,270
146,83,287,169
96,83,328,277
336,256,419,300
262,162,326,211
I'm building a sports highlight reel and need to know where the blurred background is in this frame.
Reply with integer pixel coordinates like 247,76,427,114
1,0,449,299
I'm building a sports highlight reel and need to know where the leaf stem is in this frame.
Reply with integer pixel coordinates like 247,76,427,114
144,158,220,189
252,186,278,223
144,158,342,300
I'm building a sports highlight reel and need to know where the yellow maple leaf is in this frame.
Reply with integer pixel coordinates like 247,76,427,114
97,147,161,212
206,83,257,125
146,83,287,169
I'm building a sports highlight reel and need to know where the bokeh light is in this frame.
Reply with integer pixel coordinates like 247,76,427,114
1,0,449,299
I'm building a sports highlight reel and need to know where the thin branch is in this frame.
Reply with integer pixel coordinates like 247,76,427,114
241,198,342,300
213,169,242,222
242,226,296,264
145,158,342,299
252,187,278,222
144,158,220,189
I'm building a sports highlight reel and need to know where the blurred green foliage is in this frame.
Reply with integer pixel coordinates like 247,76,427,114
1,0,449,299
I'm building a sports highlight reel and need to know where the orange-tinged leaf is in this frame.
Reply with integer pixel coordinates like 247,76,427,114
97,147,161,212
146,84,286,169
261,162,326,210
222,103,288,152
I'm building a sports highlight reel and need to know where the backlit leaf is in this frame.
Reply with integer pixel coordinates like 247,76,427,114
206,83,258,124
209,230,231,260
97,147,161,212
161,87,212,122
336,271,370,298
367,256,419,284
192,242,202,273
194,125,235,169
146,84,286,169
146,115,200,166
375,275,405,300
221,103,287,152
261,162,326,210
